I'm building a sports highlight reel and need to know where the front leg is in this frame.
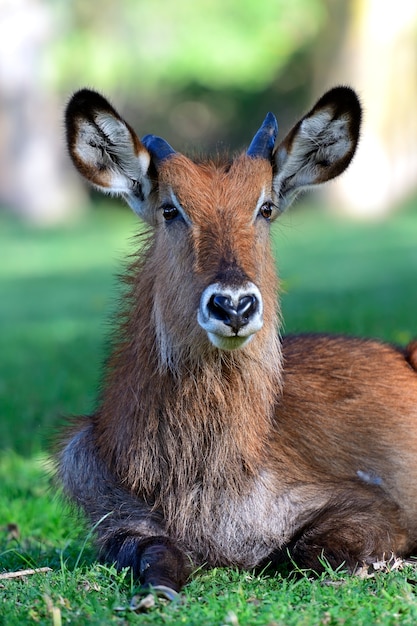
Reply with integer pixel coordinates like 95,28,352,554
58,422,191,595
103,533,190,596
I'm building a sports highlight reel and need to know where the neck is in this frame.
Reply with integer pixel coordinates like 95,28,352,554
95,251,283,504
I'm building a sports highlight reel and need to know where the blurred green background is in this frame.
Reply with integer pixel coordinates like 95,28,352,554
0,0,417,457
1,0,417,222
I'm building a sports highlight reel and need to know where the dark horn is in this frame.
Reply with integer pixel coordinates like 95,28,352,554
246,112,278,160
141,134,176,165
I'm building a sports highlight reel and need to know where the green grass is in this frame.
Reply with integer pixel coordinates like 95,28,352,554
276,200,417,343
0,204,139,455
1,199,417,624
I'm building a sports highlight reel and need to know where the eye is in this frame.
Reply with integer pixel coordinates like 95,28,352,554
258,202,274,221
162,204,180,221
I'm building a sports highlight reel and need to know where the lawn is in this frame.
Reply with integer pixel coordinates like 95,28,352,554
1,198,417,624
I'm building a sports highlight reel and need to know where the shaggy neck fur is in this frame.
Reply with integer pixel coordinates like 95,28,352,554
94,233,283,533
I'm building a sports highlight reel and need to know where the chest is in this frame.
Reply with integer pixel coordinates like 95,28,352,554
169,473,327,568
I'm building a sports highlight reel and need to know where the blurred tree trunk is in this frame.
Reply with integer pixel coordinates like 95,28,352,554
0,0,85,224
316,0,417,217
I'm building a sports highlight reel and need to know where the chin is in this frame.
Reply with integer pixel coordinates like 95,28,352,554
207,333,254,351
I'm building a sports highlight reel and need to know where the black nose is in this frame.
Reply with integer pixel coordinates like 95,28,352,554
208,294,259,333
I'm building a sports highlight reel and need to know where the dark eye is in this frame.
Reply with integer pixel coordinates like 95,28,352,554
258,202,273,220
162,205,179,221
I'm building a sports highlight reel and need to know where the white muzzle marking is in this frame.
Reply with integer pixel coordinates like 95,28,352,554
198,282,264,350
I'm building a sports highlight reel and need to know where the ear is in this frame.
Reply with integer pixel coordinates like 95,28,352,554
273,87,362,210
65,89,152,219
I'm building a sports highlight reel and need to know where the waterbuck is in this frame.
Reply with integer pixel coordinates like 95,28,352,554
59,86,417,598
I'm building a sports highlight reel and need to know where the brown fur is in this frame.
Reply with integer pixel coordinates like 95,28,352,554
59,87,417,594
406,340,417,371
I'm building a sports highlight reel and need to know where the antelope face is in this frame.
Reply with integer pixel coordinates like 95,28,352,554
156,154,276,351
152,150,278,350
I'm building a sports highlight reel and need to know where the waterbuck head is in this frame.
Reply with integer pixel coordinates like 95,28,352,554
65,88,361,362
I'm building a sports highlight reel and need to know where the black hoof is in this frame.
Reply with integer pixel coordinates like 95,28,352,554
104,534,190,592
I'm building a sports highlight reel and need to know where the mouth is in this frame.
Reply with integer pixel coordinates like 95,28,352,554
206,332,254,351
